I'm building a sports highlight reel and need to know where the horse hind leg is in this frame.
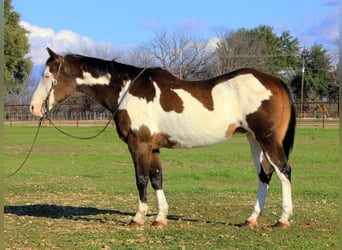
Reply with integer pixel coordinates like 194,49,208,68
149,149,169,227
263,148,292,228
255,135,292,228
244,132,274,227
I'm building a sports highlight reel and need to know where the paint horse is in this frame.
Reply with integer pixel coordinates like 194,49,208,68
30,48,296,228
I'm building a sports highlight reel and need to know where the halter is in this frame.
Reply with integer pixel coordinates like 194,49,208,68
43,62,63,115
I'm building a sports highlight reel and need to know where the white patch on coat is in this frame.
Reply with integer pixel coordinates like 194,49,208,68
30,66,56,116
229,74,272,119
119,73,272,148
76,71,111,85
42,66,54,84
117,80,131,104
31,67,53,102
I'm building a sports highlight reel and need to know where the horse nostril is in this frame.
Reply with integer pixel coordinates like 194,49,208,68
30,105,34,113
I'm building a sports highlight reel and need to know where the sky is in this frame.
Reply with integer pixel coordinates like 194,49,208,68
11,0,339,66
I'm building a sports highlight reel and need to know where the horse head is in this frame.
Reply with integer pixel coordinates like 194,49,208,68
30,48,78,117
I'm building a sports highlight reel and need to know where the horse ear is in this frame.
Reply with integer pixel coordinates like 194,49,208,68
46,47,63,63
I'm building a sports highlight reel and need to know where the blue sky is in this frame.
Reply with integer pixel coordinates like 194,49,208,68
12,0,339,65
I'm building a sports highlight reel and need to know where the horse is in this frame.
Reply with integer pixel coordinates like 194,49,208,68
30,48,296,228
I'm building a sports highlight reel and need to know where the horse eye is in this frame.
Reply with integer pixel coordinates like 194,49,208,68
44,75,50,79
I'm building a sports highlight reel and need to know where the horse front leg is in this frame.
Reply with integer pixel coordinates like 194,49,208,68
130,175,149,226
129,142,152,226
150,149,169,227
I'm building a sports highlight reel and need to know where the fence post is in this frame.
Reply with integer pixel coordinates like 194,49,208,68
9,105,12,126
76,103,79,127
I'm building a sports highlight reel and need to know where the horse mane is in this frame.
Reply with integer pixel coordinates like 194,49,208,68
62,53,177,82
64,54,113,77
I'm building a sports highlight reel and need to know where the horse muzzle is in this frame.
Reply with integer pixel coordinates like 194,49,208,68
30,101,44,117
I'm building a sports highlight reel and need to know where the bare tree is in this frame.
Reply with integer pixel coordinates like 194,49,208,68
128,47,156,68
80,43,123,60
215,29,268,74
132,31,215,80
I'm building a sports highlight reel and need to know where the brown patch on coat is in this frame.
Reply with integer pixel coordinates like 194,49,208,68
149,69,216,112
114,110,132,142
126,125,179,155
152,133,179,148
182,83,215,111
159,88,184,113
248,69,291,145
225,123,238,138
129,75,156,103
114,109,178,148
245,69,292,164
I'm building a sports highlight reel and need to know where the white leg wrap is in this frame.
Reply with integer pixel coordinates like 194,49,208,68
155,190,169,223
274,168,293,223
133,200,148,225
270,160,293,225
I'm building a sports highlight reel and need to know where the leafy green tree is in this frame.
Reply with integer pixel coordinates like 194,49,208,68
328,64,339,101
4,0,32,95
215,25,299,79
247,25,299,76
291,44,333,100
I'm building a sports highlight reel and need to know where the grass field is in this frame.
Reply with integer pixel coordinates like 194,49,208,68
4,125,339,249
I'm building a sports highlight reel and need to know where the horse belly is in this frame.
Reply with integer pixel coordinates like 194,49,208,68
160,115,232,148
158,88,239,148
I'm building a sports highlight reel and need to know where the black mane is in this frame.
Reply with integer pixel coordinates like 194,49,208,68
64,54,113,77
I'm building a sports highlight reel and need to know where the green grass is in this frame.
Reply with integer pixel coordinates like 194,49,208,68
4,125,339,249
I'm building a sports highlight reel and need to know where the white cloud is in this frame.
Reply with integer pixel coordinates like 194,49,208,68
20,21,95,65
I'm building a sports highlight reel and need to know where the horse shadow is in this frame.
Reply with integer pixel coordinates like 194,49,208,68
4,204,231,226
4,204,135,224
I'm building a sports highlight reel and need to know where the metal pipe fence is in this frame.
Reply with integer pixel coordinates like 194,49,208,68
4,102,339,127
4,104,112,121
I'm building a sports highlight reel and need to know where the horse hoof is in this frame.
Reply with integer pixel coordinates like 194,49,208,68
242,220,258,228
273,220,290,228
151,220,167,228
128,220,143,227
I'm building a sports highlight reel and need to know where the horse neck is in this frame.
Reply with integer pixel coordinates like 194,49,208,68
76,60,143,113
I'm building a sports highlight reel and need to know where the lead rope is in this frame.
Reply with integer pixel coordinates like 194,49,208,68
5,117,44,178
44,112,113,140
5,67,147,178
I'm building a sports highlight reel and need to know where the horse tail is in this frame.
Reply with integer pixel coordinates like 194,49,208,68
282,84,296,159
